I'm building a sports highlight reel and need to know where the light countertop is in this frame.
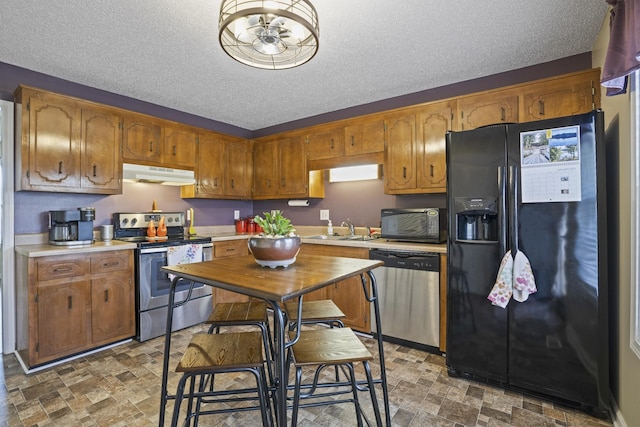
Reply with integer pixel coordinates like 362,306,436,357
15,225,447,257
15,240,137,257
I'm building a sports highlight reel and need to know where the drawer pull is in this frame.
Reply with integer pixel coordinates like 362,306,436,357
68,296,73,309
104,290,109,302
351,135,355,147
53,267,72,273
102,261,119,268
538,100,545,116
500,107,506,121
149,141,154,152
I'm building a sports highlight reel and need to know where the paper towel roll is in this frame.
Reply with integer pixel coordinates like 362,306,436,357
287,199,309,207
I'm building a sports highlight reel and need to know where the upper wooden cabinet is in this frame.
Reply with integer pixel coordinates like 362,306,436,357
384,112,417,192
384,102,452,194
307,127,344,160
519,68,600,122
15,86,122,194
457,91,518,131
122,114,196,169
253,135,324,200
344,118,385,156
163,124,197,168
80,107,122,193
122,115,162,164
181,132,251,199
416,102,453,192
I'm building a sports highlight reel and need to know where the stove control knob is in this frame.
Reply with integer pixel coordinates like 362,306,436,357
122,218,129,225
131,218,138,226
167,217,173,223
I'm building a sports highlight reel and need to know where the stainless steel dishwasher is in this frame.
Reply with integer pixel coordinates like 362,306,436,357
369,249,440,351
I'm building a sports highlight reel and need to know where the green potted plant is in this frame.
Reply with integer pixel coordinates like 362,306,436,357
248,210,301,268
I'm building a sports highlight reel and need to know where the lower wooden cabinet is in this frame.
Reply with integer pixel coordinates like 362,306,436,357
212,239,250,304
298,244,370,332
16,250,135,368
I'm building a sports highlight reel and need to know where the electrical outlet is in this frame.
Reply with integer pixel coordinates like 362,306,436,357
320,209,330,221
234,210,240,220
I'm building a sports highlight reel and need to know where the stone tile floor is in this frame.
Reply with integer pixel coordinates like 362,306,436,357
0,323,615,426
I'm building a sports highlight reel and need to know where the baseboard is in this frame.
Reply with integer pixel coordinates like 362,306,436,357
14,339,132,374
610,392,628,427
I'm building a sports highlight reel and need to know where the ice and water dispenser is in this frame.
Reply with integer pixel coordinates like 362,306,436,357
454,197,498,242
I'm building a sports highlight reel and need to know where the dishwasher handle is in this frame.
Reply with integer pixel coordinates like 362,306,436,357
369,249,439,271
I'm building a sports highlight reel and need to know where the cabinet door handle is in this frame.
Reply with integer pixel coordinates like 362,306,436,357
538,100,545,116
351,135,355,147
93,164,97,177
500,107,506,122
58,161,63,174
330,138,334,149
173,145,177,156
231,178,235,189
267,179,271,188
430,164,434,177
68,296,73,309
403,166,407,179
149,141,154,152
214,177,218,187
281,177,286,187
104,290,109,302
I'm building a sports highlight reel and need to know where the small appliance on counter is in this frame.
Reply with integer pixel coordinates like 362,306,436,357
48,208,95,246
380,208,447,243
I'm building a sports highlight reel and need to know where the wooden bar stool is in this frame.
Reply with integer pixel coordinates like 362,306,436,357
170,331,272,426
206,301,274,380
284,299,346,329
288,327,383,427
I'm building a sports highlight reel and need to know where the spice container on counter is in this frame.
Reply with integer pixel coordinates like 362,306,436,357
247,216,256,234
235,218,247,234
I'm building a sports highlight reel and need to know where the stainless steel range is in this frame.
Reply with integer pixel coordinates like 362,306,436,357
113,212,213,342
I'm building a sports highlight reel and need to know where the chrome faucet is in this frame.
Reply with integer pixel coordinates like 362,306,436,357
341,219,355,236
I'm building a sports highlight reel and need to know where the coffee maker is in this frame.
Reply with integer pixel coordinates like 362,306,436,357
48,208,95,246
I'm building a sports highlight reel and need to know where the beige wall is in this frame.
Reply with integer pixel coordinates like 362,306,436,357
592,12,640,427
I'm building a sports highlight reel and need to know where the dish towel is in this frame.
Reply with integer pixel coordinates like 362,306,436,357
487,250,536,308
167,244,203,280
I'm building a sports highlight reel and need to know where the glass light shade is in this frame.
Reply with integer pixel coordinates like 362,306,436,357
219,0,319,70
329,164,380,183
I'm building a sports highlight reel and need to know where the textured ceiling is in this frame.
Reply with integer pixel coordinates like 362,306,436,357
0,1,609,131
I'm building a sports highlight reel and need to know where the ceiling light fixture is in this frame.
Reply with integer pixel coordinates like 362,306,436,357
218,0,319,70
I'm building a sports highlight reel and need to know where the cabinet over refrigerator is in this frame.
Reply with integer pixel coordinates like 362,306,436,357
445,110,609,417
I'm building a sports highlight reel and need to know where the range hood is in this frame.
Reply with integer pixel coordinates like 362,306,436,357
122,163,195,186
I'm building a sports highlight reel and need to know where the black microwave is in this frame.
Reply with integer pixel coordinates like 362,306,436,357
380,208,447,243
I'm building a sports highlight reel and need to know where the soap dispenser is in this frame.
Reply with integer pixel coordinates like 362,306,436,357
327,220,333,236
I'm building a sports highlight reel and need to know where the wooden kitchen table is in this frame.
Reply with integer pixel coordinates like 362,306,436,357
158,254,389,427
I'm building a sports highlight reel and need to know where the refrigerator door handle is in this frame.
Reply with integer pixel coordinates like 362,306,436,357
509,164,518,255
498,166,507,254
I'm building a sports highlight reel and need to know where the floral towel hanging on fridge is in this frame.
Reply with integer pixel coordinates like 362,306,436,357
487,250,537,308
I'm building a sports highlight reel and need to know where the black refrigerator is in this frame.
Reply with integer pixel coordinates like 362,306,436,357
445,110,609,417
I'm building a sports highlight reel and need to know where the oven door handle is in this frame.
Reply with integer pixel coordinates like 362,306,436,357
139,242,213,254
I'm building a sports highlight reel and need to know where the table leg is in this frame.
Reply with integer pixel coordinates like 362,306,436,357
158,277,179,427
267,301,288,427
159,278,197,427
